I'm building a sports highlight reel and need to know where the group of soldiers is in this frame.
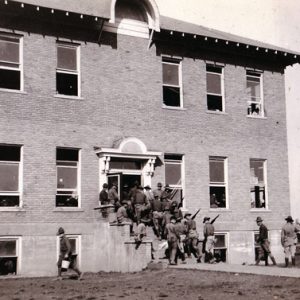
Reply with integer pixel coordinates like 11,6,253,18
99,181,220,265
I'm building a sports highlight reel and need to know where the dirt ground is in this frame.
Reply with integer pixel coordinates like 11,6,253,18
0,268,300,300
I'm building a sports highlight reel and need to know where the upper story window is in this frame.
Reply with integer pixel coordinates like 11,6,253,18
209,156,227,209
0,34,23,91
0,145,22,207
246,71,264,117
164,154,184,204
56,43,80,97
206,65,224,112
56,148,80,207
250,159,267,209
162,58,183,108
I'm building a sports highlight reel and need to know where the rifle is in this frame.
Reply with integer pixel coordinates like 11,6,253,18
191,208,201,220
210,214,220,224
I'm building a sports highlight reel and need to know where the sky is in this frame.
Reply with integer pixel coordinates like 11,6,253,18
155,0,300,217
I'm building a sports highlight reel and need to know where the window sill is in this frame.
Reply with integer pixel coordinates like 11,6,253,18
247,115,267,120
0,207,26,212
250,208,271,212
0,88,27,95
162,105,186,111
206,110,227,115
53,94,84,100
209,208,231,212
53,207,84,212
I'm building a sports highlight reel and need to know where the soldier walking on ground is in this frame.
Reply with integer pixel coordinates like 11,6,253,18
255,217,277,266
165,216,180,265
281,216,300,267
203,216,218,263
56,227,83,280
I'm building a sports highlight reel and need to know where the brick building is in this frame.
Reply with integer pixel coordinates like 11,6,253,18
0,0,299,276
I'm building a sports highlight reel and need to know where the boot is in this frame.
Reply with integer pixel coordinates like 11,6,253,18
255,257,260,265
264,253,269,266
292,256,296,267
270,256,277,266
285,258,289,268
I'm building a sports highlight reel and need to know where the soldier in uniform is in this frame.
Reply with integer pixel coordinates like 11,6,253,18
153,182,163,200
165,216,180,265
255,216,277,266
281,216,300,267
99,183,108,205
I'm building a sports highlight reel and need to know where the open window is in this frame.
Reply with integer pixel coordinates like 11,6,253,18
0,237,20,275
250,159,267,209
164,154,184,205
206,65,224,112
0,145,22,207
214,233,227,262
209,157,227,208
162,57,182,108
0,34,22,91
56,43,80,97
246,71,264,117
56,148,80,207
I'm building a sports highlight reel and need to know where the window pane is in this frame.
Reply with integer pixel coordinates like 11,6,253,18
165,163,181,185
57,167,77,189
214,234,225,248
210,186,226,208
207,95,223,111
250,160,264,183
0,69,20,90
0,195,19,207
0,163,18,191
0,240,16,256
207,73,221,94
250,186,265,208
69,238,77,254
57,46,77,70
163,86,180,107
163,63,179,86
209,159,224,183
0,146,20,161
0,39,19,64
247,78,261,99
56,195,78,207
56,72,78,96
0,257,17,275
57,149,78,161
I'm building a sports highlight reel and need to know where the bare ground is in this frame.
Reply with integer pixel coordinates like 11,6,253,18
1,268,300,300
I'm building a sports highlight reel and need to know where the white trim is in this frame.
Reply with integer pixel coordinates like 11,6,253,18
246,71,264,117
214,232,229,263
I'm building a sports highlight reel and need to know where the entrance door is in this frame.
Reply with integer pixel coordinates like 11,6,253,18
107,173,122,200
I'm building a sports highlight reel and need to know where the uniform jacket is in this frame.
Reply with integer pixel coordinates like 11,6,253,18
281,223,299,246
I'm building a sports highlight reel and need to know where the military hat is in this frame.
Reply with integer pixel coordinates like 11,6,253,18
57,227,64,235
170,216,177,222
256,216,263,223
203,217,210,223
285,215,294,222
164,184,171,191
102,183,108,188
157,182,162,187
121,200,128,205
140,218,151,224
184,213,192,218
144,185,151,190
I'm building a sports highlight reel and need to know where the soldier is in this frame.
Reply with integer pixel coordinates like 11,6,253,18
153,182,163,200
56,227,83,280
132,185,148,224
165,216,180,265
108,183,119,209
151,194,163,239
281,216,300,267
203,216,216,263
255,217,277,266
134,218,148,249
99,183,108,205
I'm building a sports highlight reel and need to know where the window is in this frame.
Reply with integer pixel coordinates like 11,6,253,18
206,65,224,112
162,58,182,107
0,145,22,207
56,148,80,207
165,154,183,204
0,238,20,275
56,43,80,97
214,233,227,262
0,34,22,91
250,159,267,209
246,71,264,116
209,157,227,208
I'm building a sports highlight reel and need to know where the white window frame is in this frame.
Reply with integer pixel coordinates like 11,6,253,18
0,33,23,92
0,236,22,275
164,154,185,206
56,42,80,98
214,232,228,262
0,146,23,209
56,235,81,269
250,158,268,210
162,57,183,108
56,148,81,208
246,71,264,117
206,64,225,112
209,156,228,209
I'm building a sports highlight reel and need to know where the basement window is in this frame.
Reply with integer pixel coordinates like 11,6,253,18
162,58,182,108
246,71,264,117
209,157,227,208
0,145,22,207
250,159,267,209
0,238,20,275
56,148,80,207
0,34,23,91
56,43,80,97
214,233,227,262
57,235,80,268
206,65,224,112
